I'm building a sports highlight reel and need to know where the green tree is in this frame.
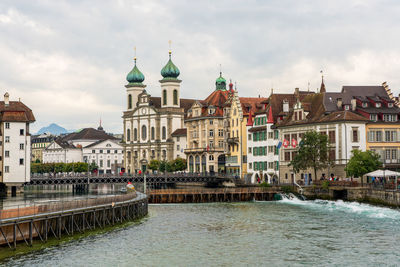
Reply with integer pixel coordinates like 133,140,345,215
89,162,98,172
54,163,64,173
171,158,187,172
345,149,382,183
289,130,333,182
159,160,172,173
148,160,161,172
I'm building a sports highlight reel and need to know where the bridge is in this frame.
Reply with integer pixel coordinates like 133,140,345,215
26,173,236,186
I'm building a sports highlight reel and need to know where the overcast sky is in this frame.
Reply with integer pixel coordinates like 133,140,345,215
1,0,399,133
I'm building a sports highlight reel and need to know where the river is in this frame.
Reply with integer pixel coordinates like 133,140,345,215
3,198,400,266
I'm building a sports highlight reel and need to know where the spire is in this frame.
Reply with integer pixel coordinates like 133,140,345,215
267,106,274,123
215,71,227,91
126,47,145,86
98,117,104,131
246,109,254,126
320,70,326,93
161,41,180,81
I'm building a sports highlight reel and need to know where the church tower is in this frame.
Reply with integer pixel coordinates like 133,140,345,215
125,53,146,111
160,49,181,108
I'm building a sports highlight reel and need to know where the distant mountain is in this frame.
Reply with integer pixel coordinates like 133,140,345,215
37,123,69,135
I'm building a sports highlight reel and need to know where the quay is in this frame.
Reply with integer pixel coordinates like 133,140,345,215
0,192,148,249
148,187,279,203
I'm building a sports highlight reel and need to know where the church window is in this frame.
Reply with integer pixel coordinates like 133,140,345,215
151,127,155,140
142,125,147,140
126,129,131,142
162,126,166,140
134,128,138,141
163,90,167,105
173,89,178,105
128,94,132,109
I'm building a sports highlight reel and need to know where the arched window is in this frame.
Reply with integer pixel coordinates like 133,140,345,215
162,126,166,140
126,129,131,142
173,89,178,105
133,128,137,141
142,125,147,140
151,127,155,140
128,94,132,109
163,90,167,105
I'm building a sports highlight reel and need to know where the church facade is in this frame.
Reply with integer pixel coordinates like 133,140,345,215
122,51,195,173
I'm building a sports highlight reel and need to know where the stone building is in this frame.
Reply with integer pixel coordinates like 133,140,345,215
185,73,229,173
122,51,195,173
171,128,187,159
31,133,55,163
0,93,35,195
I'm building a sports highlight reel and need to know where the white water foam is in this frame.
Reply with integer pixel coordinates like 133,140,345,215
280,197,400,220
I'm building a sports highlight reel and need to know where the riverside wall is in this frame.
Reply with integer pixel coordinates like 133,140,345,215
303,187,400,207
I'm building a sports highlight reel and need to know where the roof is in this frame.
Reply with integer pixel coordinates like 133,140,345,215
61,128,116,142
342,86,387,97
239,97,268,116
317,110,369,123
84,139,119,148
268,92,314,123
0,101,35,122
54,139,76,149
186,90,229,119
171,128,187,137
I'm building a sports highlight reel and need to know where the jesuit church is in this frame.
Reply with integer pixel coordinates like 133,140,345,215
122,51,195,173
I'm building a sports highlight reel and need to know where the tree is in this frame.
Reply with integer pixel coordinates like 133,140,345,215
89,162,98,172
289,130,333,182
148,160,161,172
159,160,172,173
171,158,187,172
345,149,382,183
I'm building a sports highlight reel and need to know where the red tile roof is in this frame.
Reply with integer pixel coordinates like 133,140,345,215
0,101,35,122
171,128,187,137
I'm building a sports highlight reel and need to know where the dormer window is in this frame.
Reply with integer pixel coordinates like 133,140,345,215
370,114,377,121
388,103,394,108
344,105,350,110
376,102,381,108
362,102,368,108
208,108,215,115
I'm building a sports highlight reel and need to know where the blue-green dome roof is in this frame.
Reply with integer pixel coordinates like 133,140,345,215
126,59,145,85
161,52,180,80
215,72,227,91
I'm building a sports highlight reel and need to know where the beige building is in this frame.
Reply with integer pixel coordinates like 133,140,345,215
31,133,55,163
185,73,228,173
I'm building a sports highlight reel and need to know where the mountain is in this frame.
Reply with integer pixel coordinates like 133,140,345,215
37,123,69,135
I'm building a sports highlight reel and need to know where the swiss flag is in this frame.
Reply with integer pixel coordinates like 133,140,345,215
283,139,289,148
291,138,298,148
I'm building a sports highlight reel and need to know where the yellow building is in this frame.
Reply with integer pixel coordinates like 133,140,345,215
224,85,267,178
31,133,55,162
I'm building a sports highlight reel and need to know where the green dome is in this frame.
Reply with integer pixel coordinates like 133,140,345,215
161,52,180,79
126,59,145,85
215,72,227,91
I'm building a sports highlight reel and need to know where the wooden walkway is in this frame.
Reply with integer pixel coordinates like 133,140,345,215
148,187,278,203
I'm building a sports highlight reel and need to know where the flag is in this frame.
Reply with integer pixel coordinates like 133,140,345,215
277,141,282,149
291,138,298,148
283,139,289,148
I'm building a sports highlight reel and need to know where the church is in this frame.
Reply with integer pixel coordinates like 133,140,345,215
122,50,196,174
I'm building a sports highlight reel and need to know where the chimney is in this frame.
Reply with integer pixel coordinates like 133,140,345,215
351,99,356,111
4,92,9,106
270,88,273,96
295,87,299,96
337,98,342,109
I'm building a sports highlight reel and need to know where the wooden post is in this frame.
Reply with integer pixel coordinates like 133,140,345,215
58,216,62,239
44,219,48,241
29,221,33,246
13,223,17,249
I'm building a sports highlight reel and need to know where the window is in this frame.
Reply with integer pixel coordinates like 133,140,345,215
151,127,155,140
248,147,252,153
209,155,214,160
370,114,377,121
388,103,394,108
19,158,23,165
218,129,224,137
210,120,213,125
173,89,178,105
268,132,273,139
5,151,9,157
134,128,138,141
92,150,95,153
248,134,251,140
284,152,290,161
344,105,350,110
385,150,391,161
20,143,24,150
5,122,9,129
249,163,252,169
329,150,335,161
162,126,166,139
163,90,167,105
274,130,279,139
107,160,111,168
177,145,180,151
126,129,131,142
20,129,24,135
209,129,214,137
284,134,290,141
100,150,103,153
142,125,147,140
392,149,397,160
218,140,224,148
107,150,110,154
352,129,358,142
177,137,180,142
100,160,103,167
292,133,297,141
128,94,132,109
5,136,9,143
376,102,381,108
362,102,368,108
328,131,335,143
5,166,9,173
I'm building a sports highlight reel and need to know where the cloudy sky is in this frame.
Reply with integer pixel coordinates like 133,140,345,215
1,0,399,133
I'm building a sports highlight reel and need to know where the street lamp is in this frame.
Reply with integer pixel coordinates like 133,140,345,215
383,163,386,188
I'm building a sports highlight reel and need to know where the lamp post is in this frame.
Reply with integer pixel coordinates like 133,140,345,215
383,163,386,188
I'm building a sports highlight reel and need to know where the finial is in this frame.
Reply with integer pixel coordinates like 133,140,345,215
100,117,102,127
235,81,237,90
219,64,222,76
134,46,137,63
320,70,324,82
168,40,172,58
308,81,310,92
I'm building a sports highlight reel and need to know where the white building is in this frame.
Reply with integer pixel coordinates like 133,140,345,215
83,139,124,174
0,92,35,195
171,128,187,159
246,107,280,184
122,52,195,174
43,126,123,174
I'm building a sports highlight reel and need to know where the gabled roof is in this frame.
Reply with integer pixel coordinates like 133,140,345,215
171,128,187,137
0,101,35,122
268,92,314,122
61,128,116,141
239,97,268,116
84,139,120,148
53,139,76,149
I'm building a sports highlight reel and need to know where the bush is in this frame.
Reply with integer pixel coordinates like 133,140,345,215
259,182,271,188
322,181,330,190
281,185,294,194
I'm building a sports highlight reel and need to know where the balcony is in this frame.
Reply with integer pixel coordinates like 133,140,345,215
227,137,239,144
184,147,224,154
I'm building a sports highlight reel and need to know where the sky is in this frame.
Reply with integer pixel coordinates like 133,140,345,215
1,0,400,133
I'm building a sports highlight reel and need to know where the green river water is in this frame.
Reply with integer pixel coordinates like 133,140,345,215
2,198,400,266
